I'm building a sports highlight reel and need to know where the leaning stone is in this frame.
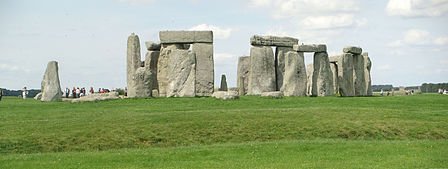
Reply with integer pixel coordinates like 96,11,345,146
192,43,214,96
166,49,196,97
237,56,250,96
281,51,307,96
159,31,213,43
353,54,366,96
219,74,228,91
145,41,161,51
343,46,362,55
338,53,355,96
275,46,294,91
312,52,334,96
34,92,42,100
363,52,373,96
212,91,239,100
41,61,62,102
157,44,185,97
261,91,283,98
293,44,327,52
248,46,276,95
250,35,298,47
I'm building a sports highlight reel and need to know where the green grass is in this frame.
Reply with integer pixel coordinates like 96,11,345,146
0,94,447,168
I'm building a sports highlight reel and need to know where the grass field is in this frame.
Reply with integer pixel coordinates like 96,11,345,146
0,94,447,168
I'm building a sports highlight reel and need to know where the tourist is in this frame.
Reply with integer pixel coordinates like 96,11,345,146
380,89,384,96
444,89,447,95
439,88,444,94
89,87,94,94
65,88,70,98
22,87,28,99
72,87,76,98
76,87,81,98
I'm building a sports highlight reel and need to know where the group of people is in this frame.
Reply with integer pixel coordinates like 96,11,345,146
64,87,112,98
438,89,448,95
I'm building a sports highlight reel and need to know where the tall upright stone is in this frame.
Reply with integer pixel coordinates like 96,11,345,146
353,53,366,96
41,61,62,102
338,53,355,96
312,52,334,96
363,52,373,96
219,74,228,91
127,33,141,97
145,50,159,91
237,56,250,96
275,47,294,90
158,44,185,97
166,49,196,97
330,62,338,95
248,46,276,95
281,51,307,96
192,43,214,96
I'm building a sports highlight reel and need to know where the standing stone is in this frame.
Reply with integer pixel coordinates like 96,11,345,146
312,52,334,96
248,46,276,95
237,56,250,96
353,54,366,96
129,67,153,98
281,51,307,96
145,51,159,91
275,46,294,90
157,44,185,97
192,43,214,96
363,52,373,96
329,62,338,95
338,53,355,96
306,64,313,96
166,49,196,97
127,33,141,97
41,61,62,102
219,74,228,91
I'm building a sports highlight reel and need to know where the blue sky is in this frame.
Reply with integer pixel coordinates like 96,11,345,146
1,0,447,90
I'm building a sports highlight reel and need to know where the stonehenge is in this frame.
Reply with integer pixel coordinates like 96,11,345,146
41,61,62,102
123,31,372,98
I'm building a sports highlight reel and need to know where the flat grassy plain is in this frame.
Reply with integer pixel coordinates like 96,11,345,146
0,94,447,168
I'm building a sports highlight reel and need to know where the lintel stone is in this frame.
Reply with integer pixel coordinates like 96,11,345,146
293,44,327,52
343,46,362,55
159,31,213,44
250,35,298,47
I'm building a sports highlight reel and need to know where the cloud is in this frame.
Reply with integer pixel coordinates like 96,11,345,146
214,53,237,62
249,0,272,7
0,64,30,73
189,24,233,39
386,0,448,17
434,37,448,45
302,14,355,29
388,29,448,47
118,0,154,5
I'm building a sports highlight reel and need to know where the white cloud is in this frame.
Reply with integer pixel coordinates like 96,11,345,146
189,24,233,39
302,14,355,29
377,64,392,71
249,0,272,7
386,0,448,17
214,53,237,62
118,0,155,5
434,37,448,45
0,64,30,73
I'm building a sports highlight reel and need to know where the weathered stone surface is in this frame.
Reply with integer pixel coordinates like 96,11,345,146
71,92,119,103
248,46,276,95
219,74,228,91
145,41,161,51
353,54,366,96
338,53,355,96
41,61,62,102
145,51,159,91
363,52,373,96
281,51,307,96
34,92,42,100
275,47,294,90
330,62,338,95
157,44,185,97
329,56,340,63
166,49,196,97
128,66,154,98
261,91,283,98
312,52,334,96
293,44,327,52
237,56,250,96
343,46,362,55
159,31,213,43
250,35,298,47
127,33,141,97
306,64,313,96
212,91,239,100
192,43,214,96
152,89,159,97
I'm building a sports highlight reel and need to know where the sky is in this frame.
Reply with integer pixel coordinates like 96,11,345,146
1,0,447,90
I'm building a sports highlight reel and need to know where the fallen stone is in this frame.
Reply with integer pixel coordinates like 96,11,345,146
338,53,355,96
219,74,228,91
248,46,276,95
237,56,250,96
261,91,283,98
159,31,213,43
71,92,120,103
250,35,298,47
281,51,307,96
293,44,327,52
34,92,42,100
41,61,62,102
212,91,239,100
275,47,294,91
192,43,214,96
166,49,196,97
312,52,334,96
343,46,362,55
145,41,161,51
